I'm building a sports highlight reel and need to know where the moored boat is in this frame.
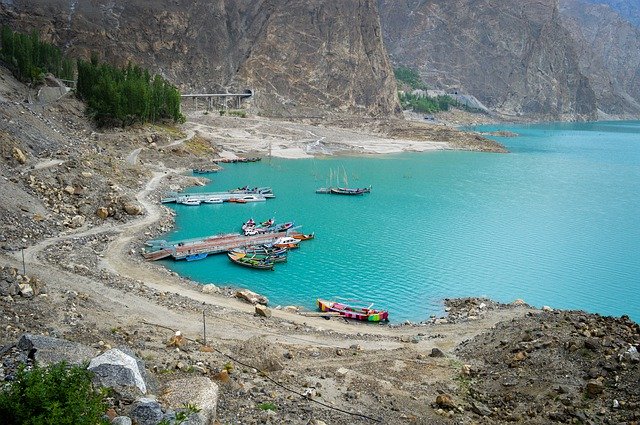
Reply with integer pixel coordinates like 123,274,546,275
227,252,274,270
317,298,389,322
180,198,202,206
185,253,208,261
272,236,300,249
229,248,287,263
290,232,314,241
203,197,223,204
329,186,371,195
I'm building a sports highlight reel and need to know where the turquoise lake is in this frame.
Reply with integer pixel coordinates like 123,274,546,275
160,121,640,322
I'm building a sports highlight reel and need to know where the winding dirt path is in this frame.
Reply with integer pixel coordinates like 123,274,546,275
3,128,530,353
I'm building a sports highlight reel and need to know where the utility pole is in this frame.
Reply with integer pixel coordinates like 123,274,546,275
202,310,207,346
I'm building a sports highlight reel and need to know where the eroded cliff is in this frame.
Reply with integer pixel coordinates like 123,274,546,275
0,0,400,117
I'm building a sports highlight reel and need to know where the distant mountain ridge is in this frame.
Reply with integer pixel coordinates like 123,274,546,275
378,0,640,119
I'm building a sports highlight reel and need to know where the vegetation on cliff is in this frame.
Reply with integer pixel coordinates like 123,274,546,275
76,55,184,127
0,25,74,84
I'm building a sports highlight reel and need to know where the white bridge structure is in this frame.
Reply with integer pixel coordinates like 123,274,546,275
181,90,253,111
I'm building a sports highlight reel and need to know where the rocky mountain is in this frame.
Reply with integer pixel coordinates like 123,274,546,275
559,0,640,117
0,0,400,117
379,0,598,120
379,0,640,119
582,0,640,28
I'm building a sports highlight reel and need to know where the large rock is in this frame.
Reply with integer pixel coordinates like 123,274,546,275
12,147,27,164
17,334,99,366
123,203,143,215
161,377,219,425
129,398,163,425
96,207,109,219
87,348,147,396
235,289,269,305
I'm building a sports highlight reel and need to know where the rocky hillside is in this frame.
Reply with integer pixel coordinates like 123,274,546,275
559,0,640,117
379,0,598,120
378,0,640,119
0,0,400,118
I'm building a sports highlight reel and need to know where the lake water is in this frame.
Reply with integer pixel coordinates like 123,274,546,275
160,121,640,322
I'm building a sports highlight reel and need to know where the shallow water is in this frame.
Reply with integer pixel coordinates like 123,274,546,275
160,121,640,322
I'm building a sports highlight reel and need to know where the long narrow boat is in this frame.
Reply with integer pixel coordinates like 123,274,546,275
329,186,371,195
227,252,275,270
316,299,389,322
290,232,314,241
229,249,287,263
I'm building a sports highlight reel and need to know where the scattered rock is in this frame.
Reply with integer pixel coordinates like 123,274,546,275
96,207,109,219
129,398,163,425
255,304,271,318
429,347,446,358
12,147,27,164
17,333,99,366
161,377,219,425
88,348,147,396
435,394,456,409
471,400,493,416
235,289,269,305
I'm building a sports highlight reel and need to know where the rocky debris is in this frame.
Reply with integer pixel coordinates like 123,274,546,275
16,333,99,366
123,202,144,216
235,289,269,306
88,348,148,396
457,310,640,424
161,377,219,425
12,146,27,164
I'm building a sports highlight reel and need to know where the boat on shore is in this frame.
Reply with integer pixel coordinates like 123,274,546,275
316,298,389,322
227,252,275,270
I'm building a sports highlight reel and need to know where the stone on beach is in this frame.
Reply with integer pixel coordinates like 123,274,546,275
88,348,148,396
235,289,269,305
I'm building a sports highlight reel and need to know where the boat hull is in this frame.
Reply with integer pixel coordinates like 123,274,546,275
316,299,389,322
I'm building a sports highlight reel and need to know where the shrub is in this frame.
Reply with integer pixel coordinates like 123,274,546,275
394,66,428,91
0,362,108,425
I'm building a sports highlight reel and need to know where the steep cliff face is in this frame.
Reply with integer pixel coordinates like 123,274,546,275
0,0,400,117
379,0,598,119
582,0,640,28
559,0,640,116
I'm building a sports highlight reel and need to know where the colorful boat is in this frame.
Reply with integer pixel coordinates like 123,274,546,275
229,249,287,263
272,236,300,249
227,252,274,270
185,253,208,261
316,299,389,322
290,232,314,241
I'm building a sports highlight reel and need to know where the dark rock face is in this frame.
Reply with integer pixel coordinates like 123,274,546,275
0,0,400,117
379,0,598,120
559,0,640,117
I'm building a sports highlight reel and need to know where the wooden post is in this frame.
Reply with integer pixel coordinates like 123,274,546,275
202,310,207,346
21,248,26,275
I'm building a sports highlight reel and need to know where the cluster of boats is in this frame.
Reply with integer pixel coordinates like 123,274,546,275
226,235,314,271
212,157,262,163
162,186,275,206
241,218,294,236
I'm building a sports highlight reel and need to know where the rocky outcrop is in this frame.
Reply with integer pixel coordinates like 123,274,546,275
88,348,148,396
0,0,400,118
17,333,99,365
582,0,640,28
379,0,598,120
559,0,640,117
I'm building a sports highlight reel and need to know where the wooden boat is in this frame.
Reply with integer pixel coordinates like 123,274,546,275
228,186,275,198
229,249,287,263
227,252,274,270
315,187,332,194
185,253,208,261
272,236,300,249
290,232,315,241
329,186,371,195
317,299,389,322
238,245,288,256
